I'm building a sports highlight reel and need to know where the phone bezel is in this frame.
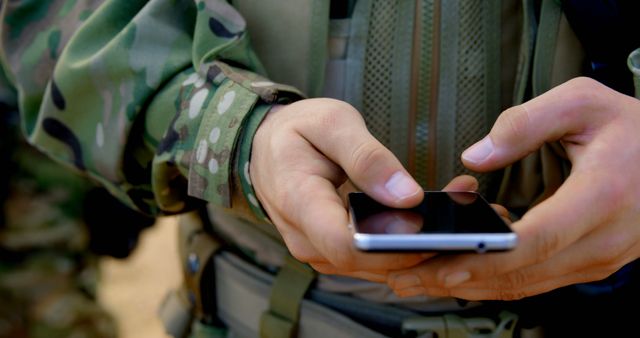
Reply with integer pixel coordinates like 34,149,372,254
348,191,518,253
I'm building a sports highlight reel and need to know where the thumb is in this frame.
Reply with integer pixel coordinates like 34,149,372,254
461,77,610,171
294,99,423,208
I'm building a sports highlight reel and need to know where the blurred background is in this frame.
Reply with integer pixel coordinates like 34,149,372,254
98,216,181,338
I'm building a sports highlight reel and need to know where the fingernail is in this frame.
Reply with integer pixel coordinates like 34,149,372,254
385,171,420,200
392,274,421,289
462,137,494,164
444,271,470,287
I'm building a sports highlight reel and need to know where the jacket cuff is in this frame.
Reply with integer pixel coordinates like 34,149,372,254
187,61,303,208
236,103,273,223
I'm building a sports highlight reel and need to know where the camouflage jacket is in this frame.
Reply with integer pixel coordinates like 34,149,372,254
4,0,640,223
1,0,300,222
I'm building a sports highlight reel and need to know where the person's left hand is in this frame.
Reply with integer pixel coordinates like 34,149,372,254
387,77,640,300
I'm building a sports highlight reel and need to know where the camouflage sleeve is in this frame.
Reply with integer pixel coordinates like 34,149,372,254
0,0,303,217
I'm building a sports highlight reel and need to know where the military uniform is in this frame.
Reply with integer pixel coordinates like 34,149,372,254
0,2,153,336
2,0,640,337
0,84,117,336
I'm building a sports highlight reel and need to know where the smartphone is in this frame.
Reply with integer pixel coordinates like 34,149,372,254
348,191,517,252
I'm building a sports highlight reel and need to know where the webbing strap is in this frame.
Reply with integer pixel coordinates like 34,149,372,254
259,255,316,338
532,0,562,96
178,212,223,320
158,286,194,338
513,0,537,105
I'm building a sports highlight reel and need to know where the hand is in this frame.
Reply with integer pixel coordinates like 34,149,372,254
387,77,640,300
250,98,426,281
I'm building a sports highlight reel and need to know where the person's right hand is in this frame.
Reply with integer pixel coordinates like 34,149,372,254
249,98,430,281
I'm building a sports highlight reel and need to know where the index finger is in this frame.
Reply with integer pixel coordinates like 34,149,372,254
288,173,427,272
389,171,608,288
462,77,616,171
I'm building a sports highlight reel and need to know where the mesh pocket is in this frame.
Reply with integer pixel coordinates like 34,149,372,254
349,0,499,194
454,0,492,192
361,0,397,146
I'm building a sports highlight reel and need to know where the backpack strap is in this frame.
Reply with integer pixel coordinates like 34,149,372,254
260,255,317,338
512,0,538,105
531,0,562,96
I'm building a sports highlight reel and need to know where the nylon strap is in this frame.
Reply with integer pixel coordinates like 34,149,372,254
178,212,223,320
259,255,316,338
513,0,538,104
158,286,194,338
532,0,562,96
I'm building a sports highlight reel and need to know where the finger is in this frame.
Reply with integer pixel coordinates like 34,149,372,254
461,77,615,171
310,262,388,283
388,172,610,289
445,216,638,293
253,105,426,273
490,203,511,220
395,287,429,298
337,180,358,206
420,247,630,300
441,175,479,192
295,99,423,208
421,268,605,301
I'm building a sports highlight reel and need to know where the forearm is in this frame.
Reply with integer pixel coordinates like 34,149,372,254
1,0,303,218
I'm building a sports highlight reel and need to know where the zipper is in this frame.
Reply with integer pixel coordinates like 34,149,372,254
427,0,440,189
408,0,440,189
407,0,421,176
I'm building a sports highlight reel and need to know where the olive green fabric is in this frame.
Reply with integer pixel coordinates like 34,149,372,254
260,255,316,338
1,0,304,218
232,0,330,97
2,0,633,337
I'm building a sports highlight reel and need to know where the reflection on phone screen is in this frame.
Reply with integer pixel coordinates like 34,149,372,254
350,191,511,235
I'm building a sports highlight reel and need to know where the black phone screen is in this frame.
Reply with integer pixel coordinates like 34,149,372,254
349,191,511,235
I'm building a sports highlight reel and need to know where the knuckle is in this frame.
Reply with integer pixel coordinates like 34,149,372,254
568,76,603,95
533,230,562,264
496,270,530,290
599,175,628,211
425,288,452,298
314,107,342,130
350,141,388,175
287,244,314,264
498,105,532,138
476,261,502,281
331,253,357,271
323,240,357,271
313,99,362,129
564,77,608,113
591,236,627,269
497,289,529,301
273,186,295,218
309,263,334,274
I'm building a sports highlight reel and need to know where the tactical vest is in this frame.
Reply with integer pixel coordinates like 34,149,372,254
160,1,640,337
